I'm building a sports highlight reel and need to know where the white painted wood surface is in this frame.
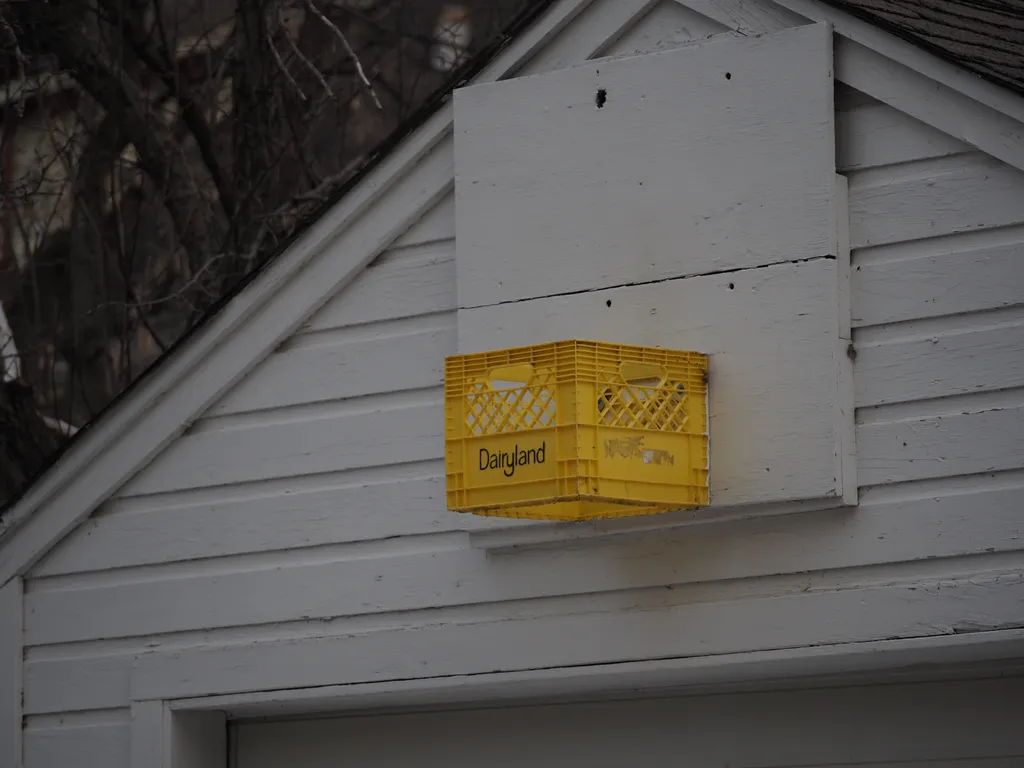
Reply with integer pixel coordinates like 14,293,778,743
607,0,731,58
33,470,452,577
13,0,1024,763
301,240,456,333
120,393,443,496
855,317,1024,407
129,700,166,768
389,191,454,248
0,579,21,768
22,475,1024,713
852,235,1024,326
170,629,1024,719
131,702,224,768
209,317,454,415
454,22,836,307
22,480,1024,651
514,0,658,78
235,677,1024,768
771,0,1024,149
836,101,968,170
132,567,1024,700
834,36,1024,173
847,153,1024,249
24,711,130,768
459,258,849,507
859,403,1024,487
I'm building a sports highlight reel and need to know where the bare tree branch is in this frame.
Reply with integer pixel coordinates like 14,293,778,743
302,0,383,109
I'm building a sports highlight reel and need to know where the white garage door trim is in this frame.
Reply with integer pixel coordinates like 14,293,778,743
232,676,1024,768
129,629,1024,768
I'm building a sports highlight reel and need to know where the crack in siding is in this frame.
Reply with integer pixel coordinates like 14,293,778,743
459,255,837,310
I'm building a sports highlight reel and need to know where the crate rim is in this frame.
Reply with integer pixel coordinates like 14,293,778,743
445,339,710,361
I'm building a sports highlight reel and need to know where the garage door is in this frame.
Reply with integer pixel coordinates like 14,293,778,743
232,675,1024,767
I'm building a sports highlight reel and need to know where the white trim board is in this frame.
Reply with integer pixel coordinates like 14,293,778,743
164,629,1024,718
3,0,1024,585
677,0,1024,171
0,579,21,768
127,630,1024,768
130,700,225,768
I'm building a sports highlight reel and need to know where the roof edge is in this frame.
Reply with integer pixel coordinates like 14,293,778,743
769,0,1024,171
4,0,1024,584
0,0,599,585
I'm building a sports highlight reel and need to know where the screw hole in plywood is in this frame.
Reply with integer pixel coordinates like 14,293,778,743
595,88,607,108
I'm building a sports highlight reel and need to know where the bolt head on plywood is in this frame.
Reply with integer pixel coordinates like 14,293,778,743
452,22,853,511
453,22,836,308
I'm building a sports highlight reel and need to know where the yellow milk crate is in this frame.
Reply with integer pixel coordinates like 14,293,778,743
444,340,709,521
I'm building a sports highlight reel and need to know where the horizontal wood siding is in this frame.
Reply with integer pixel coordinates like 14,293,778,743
23,711,130,768
17,2,1024,761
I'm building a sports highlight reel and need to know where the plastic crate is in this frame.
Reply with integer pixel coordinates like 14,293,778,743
444,340,709,521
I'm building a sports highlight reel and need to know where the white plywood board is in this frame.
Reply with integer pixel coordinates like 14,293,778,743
458,257,848,508
453,22,835,308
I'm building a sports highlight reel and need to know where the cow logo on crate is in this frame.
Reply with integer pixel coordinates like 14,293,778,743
605,436,675,466
605,436,644,459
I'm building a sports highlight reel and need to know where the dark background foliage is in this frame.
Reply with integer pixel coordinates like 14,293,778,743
0,0,529,505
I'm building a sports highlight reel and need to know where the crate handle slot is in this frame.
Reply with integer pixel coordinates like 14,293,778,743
487,364,535,390
619,361,665,388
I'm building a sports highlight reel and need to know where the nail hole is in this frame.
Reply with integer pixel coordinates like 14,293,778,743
605,299,612,307
595,88,607,108
728,283,735,290
725,72,732,80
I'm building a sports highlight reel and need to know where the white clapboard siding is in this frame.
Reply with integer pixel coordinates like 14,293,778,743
848,152,1024,249
836,101,969,171
132,569,1024,700
119,395,443,497
852,234,1024,326
25,652,133,715
604,0,731,58
24,477,1024,648
515,0,666,77
22,474,1024,714
209,318,455,415
301,239,456,334
855,316,1024,407
33,470,450,577
859,403,1024,487
389,191,454,248
18,1,1024,757
23,715,130,768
